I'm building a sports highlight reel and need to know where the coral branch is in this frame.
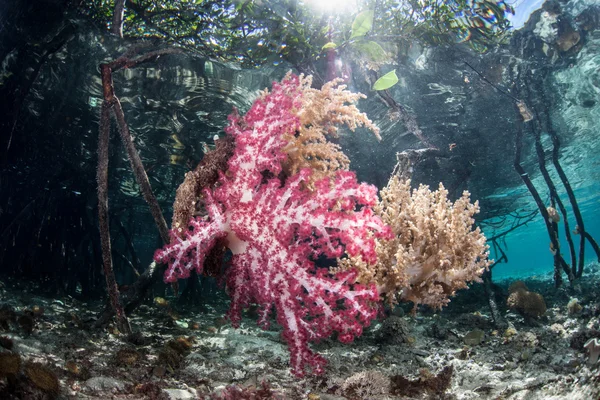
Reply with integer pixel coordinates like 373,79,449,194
155,74,390,376
282,75,380,188
171,135,235,237
338,176,490,310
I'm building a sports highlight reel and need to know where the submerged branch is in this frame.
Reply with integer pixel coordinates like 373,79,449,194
513,115,572,286
94,45,182,331
97,99,131,335
111,0,126,38
366,70,437,149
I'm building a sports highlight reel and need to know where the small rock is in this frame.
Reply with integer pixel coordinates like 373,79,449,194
175,320,189,329
415,355,428,367
391,306,405,318
464,329,485,346
84,376,126,393
567,298,583,315
163,388,197,399
550,323,566,337
412,348,429,357
317,394,346,400
491,363,505,371
377,316,412,345
563,355,581,369
208,367,237,381
428,323,449,340
153,365,167,377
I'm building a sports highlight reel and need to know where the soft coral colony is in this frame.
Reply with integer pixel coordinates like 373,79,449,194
154,73,491,377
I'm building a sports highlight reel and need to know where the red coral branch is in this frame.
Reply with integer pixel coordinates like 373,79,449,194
155,74,391,376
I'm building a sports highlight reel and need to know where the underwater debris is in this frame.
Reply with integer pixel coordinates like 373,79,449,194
125,330,149,346
514,331,539,350
427,320,451,340
106,323,120,336
390,365,454,397
0,352,21,377
205,326,218,334
464,329,486,346
456,346,473,360
31,305,44,318
341,370,390,399
584,338,600,365
157,346,184,372
567,298,583,315
570,329,600,351
153,336,196,373
377,315,413,345
0,305,16,331
154,296,169,308
133,381,164,397
0,336,13,350
83,376,127,394
64,360,90,380
165,336,195,357
114,348,142,367
503,325,518,343
65,311,85,329
17,313,34,336
212,380,283,400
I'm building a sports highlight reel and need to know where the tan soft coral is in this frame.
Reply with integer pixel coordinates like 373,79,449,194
170,136,235,236
281,74,380,188
338,176,491,309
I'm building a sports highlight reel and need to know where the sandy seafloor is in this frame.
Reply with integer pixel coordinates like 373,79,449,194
1,263,599,399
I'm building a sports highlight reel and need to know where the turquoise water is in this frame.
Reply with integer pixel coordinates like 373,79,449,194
493,184,600,280
488,0,600,281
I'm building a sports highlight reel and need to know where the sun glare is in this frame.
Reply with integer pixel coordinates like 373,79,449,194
302,0,358,14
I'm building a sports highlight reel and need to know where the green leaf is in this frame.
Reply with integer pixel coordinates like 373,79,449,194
373,70,399,91
322,42,337,50
350,10,374,39
351,40,388,62
175,320,189,329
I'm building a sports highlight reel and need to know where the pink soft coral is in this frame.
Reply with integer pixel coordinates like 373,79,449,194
155,74,391,376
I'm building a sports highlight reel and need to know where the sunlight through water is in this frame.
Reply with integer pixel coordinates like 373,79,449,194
302,0,358,14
